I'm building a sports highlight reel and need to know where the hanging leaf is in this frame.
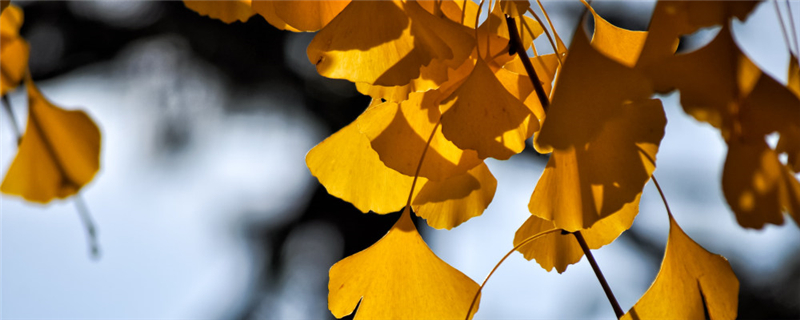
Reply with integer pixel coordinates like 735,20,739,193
514,194,639,273
307,0,474,86
585,4,648,68
440,58,537,160
182,0,255,24
1,77,101,203
329,208,481,319
500,0,530,18
413,162,496,229
0,4,28,96
272,1,350,32
622,215,739,320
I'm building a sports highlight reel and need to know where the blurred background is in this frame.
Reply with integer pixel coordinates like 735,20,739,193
1,1,798,319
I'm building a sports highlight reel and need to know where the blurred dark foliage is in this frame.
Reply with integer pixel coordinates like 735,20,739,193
15,1,799,319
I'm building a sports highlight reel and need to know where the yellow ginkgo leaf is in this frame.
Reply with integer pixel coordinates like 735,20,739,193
530,98,666,232
182,0,255,24
500,0,530,17
355,54,451,103
622,215,739,320
636,0,759,68
503,53,560,123
0,4,28,96
272,1,349,32
307,0,474,86
722,138,800,228
586,4,648,68
537,26,652,153
412,162,496,229
514,194,640,273
789,55,799,98
329,207,481,319
249,1,301,32
476,3,542,67
357,91,482,181
440,58,536,160
418,0,479,29
306,113,415,214
1,77,101,203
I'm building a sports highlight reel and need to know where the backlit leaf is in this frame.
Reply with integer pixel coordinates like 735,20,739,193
307,0,474,86
440,58,537,160
272,1,350,32
0,4,28,96
306,112,414,214
515,194,639,273
622,215,739,320
182,0,255,24
1,77,101,203
328,208,481,319
249,1,301,32
413,162,496,229
357,91,482,181
500,0,530,18
586,4,648,68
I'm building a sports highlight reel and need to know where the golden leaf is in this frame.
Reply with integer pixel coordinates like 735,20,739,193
622,215,739,320
514,194,639,273
307,0,474,86
500,0,530,18
413,162,496,229
586,4,648,68
440,58,537,160
182,0,255,24
272,1,350,32
0,4,28,96
1,77,101,203
357,91,482,181
329,208,481,319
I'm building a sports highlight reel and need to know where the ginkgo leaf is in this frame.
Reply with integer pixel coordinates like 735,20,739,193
1,77,101,203
418,0,479,28
272,1,350,32
500,0,530,17
636,0,759,68
440,58,537,160
585,4,648,68
530,98,666,232
622,215,739,320
723,138,800,228
249,1,301,32
515,194,640,273
0,4,28,96
182,0,255,24
306,112,414,214
477,3,542,67
789,55,799,98
328,207,481,319
307,0,474,86
355,53,451,103
537,25,652,153
357,91,482,181
503,53,560,122
412,162,496,229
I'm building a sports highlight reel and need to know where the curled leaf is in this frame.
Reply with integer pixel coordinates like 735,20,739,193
1,77,101,203
329,208,481,319
622,215,739,320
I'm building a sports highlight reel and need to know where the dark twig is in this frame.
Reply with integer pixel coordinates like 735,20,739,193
572,230,625,319
505,15,550,112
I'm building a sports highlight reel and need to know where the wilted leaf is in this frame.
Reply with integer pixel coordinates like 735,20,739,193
272,1,350,32
357,91,482,181
440,58,537,160
622,215,739,320
329,207,481,319
307,0,474,86
0,4,28,96
1,77,101,203
413,162,496,229
182,0,255,24
515,194,639,273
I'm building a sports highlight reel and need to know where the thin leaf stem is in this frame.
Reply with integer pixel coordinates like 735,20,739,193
465,228,561,320
505,15,550,112
74,194,101,259
571,230,624,319
651,175,673,218
785,0,800,60
774,0,796,57
405,121,441,209
1,95,22,144
526,7,562,66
